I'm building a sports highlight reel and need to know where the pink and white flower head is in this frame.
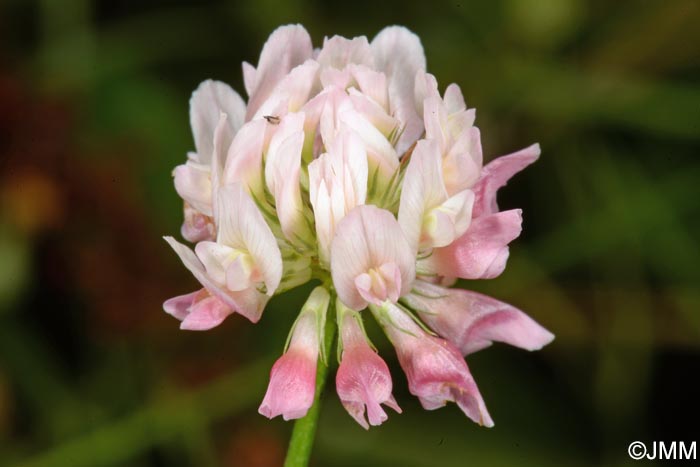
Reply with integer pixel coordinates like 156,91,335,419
164,24,553,428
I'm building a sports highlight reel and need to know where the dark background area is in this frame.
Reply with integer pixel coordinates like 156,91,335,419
1,0,699,466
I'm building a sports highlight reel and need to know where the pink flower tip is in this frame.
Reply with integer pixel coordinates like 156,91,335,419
336,311,401,429
163,289,233,331
258,348,318,420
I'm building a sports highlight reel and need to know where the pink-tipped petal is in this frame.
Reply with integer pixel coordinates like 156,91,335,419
181,204,215,243
164,236,268,323
163,290,201,320
259,308,321,420
331,205,415,310
258,347,317,420
427,209,523,280
472,143,540,218
163,288,234,331
372,303,493,427
403,280,554,355
180,295,232,331
336,308,400,429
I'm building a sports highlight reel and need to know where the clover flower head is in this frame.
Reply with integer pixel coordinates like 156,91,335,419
164,24,553,429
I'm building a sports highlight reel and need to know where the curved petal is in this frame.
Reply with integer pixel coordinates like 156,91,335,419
259,308,321,420
403,281,554,355
181,204,215,243
472,144,540,217
173,162,212,216
180,295,233,331
190,80,246,163
252,60,320,120
442,126,482,195
216,184,283,295
317,35,373,70
222,119,267,195
339,109,399,190
426,189,474,249
426,209,523,280
398,138,447,253
163,236,268,323
163,290,201,320
371,26,426,153
336,308,400,429
331,205,415,310
371,302,493,427
245,25,313,120
258,347,317,420
350,64,388,109
443,83,466,114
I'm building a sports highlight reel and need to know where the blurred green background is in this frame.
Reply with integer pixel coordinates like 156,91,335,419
1,0,699,466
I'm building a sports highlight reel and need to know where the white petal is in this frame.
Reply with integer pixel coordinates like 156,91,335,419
190,80,246,163
371,26,426,153
316,35,373,70
194,241,235,284
173,162,212,216
222,119,267,195
444,83,466,114
164,237,258,321
398,139,447,254
349,64,388,109
245,25,313,120
339,109,398,187
426,189,474,248
252,60,320,120
371,26,426,105
215,184,283,296
242,61,256,97
331,205,415,310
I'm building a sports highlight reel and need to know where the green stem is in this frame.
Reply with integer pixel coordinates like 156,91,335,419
284,298,336,467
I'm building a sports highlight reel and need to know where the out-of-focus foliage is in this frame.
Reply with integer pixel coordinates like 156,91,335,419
0,0,698,466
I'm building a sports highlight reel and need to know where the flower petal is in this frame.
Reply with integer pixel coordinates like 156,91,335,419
222,119,267,195
426,209,523,279
180,295,232,331
259,300,323,420
336,306,400,429
331,205,415,310
164,236,267,323
173,162,212,216
245,24,313,120
215,184,283,295
398,138,448,254
403,280,554,355
258,347,317,420
472,143,540,217
163,290,201,320
252,60,320,120
190,80,246,163
371,302,493,426
371,26,426,153
317,35,373,70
